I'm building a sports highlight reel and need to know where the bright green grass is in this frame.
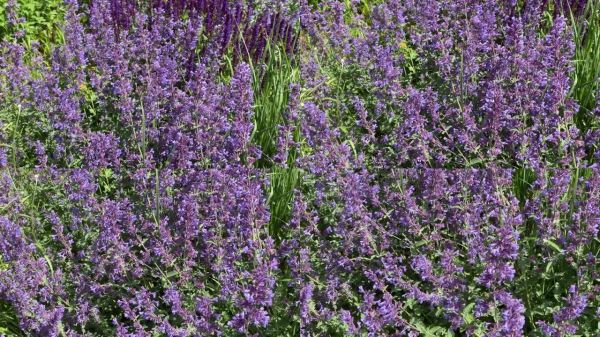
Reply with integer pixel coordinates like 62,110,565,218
248,41,302,243
250,42,300,167
0,0,65,52
570,0,600,132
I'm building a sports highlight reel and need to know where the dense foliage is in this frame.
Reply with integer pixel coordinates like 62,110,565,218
0,0,599,336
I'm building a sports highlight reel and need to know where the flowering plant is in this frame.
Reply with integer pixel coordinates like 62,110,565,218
0,0,599,336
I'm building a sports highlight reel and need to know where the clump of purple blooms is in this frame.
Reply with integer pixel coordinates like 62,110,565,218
106,0,298,60
0,0,599,336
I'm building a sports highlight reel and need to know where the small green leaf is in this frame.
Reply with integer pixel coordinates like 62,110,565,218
543,239,564,254
462,302,476,324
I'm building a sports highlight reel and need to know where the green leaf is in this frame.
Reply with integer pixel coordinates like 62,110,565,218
462,302,476,325
543,239,564,254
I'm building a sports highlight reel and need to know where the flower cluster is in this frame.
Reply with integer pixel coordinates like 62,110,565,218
0,0,599,336
300,0,599,169
1,0,281,335
107,0,298,60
